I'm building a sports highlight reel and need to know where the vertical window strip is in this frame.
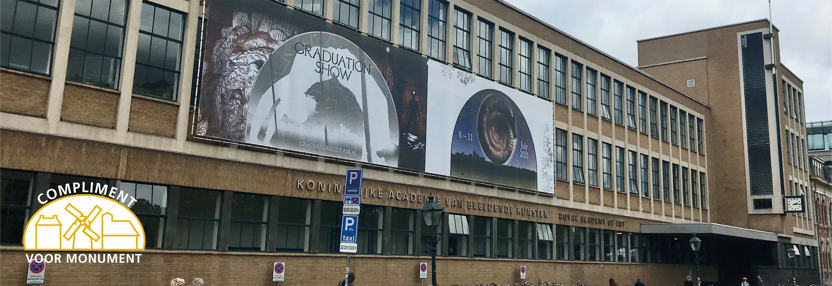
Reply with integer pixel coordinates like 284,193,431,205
295,0,324,16
626,86,636,129
333,0,360,29
670,105,678,145
616,147,625,192
641,154,649,197
537,47,551,99
638,91,647,133
1,0,60,75
518,38,532,93
652,158,660,199
586,68,597,116
573,134,584,184
67,0,129,89
571,61,583,111
556,129,568,180
134,3,185,101
697,119,704,153
452,9,471,70
663,161,670,202
690,115,697,153
426,0,447,60
672,164,680,204
682,167,689,205
368,0,393,40
498,29,513,85
680,110,688,149
614,81,623,126
602,143,612,189
650,97,658,138
476,19,492,78
628,151,638,195
588,138,599,187
692,169,699,208
600,75,611,121
398,0,421,51
700,172,707,208
554,55,568,105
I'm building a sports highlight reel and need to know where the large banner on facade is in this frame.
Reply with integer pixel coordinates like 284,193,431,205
195,0,553,193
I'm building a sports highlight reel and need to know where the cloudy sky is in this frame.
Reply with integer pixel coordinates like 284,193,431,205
509,0,831,122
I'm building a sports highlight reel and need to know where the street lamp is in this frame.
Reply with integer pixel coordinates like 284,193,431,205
689,233,702,286
421,195,443,286
787,245,796,286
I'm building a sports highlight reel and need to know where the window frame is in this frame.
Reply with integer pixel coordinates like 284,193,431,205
670,105,678,146
697,118,704,153
682,167,689,206
571,61,583,111
67,0,129,89
626,86,636,129
518,37,532,93
451,8,471,70
390,207,416,255
496,218,513,258
662,161,671,202
118,181,168,249
275,197,312,253
602,143,612,190
554,54,567,105
628,150,638,195
691,168,699,208
555,129,568,181
652,158,660,199
333,0,361,29
616,147,625,192
174,187,222,250
573,133,585,184
680,110,688,149
600,74,612,121
587,138,599,187
536,46,551,100
228,192,269,252
638,91,647,134
295,0,324,16
497,28,513,86
398,0,421,52
614,80,624,126
1,0,61,76
641,154,649,198
672,164,680,204
476,18,492,78
134,2,185,101
586,68,597,116
0,169,34,245
661,101,668,141
650,96,658,138
472,216,492,258
426,0,447,61
368,0,393,40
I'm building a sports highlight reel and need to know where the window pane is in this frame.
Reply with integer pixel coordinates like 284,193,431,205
0,169,34,245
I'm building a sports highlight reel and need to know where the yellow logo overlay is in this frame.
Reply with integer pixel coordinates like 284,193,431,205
24,194,145,251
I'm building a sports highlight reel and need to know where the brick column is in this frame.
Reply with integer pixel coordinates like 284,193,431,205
267,196,281,253
310,199,323,253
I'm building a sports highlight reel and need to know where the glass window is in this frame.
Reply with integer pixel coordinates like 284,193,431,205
333,0,360,29
426,0,446,60
537,223,553,260
368,0,392,40
628,150,638,195
476,19,492,78
672,164,680,204
572,227,586,261
616,147,625,192
229,193,268,251
517,221,534,259
134,3,184,100
682,167,689,205
626,86,636,129
689,115,697,153
295,0,324,16
662,161,671,202
555,129,568,180
652,158,660,199
787,132,793,164
692,169,699,208
573,134,584,184
697,119,704,153
587,138,598,187
630,233,640,263
650,96,658,138
0,169,33,245
614,81,624,126
276,197,311,252
445,214,467,257
473,216,492,257
399,0,420,51
67,0,128,89
174,187,221,250
319,200,343,253
189,17,205,108
602,143,612,189
784,80,790,114
452,9,471,70
641,154,649,198
537,47,551,100
670,105,678,145
496,219,513,258
638,91,647,134
554,54,567,105
680,110,688,149
587,68,597,116
700,172,707,209
602,230,615,262
600,75,612,121
587,228,600,261
556,225,570,260
357,205,384,254
1,0,59,75
497,28,513,86
661,101,668,141
119,181,167,249
640,235,651,263
518,38,532,93
391,207,415,255
616,232,628,262
571,61,583,111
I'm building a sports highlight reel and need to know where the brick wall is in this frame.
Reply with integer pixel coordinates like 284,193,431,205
128,96,178,137
0,248,718,286
0,69,50,117
61,83,119,128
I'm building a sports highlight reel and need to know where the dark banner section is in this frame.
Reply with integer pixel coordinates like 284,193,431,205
196,0,427,171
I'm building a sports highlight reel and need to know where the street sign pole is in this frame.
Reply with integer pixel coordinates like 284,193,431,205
340,169,363,285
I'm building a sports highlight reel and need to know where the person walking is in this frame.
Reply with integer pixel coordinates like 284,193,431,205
741,277,750,286
337,272,356,286
634,278,645,286
609,278,619,286
684,276,694,286
170,278,185,286
755,276,763,286
192,278,204,286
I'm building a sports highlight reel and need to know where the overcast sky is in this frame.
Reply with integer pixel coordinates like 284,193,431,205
509,0,831,122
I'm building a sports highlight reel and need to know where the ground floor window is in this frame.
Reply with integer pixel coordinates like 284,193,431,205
616,232,628,262
517,221,534,259
537,223,553,260
357,205,384,254
229,192,268,251
276,197,311,252
319,200,343,253
391,207,415,255
556,225,570,260
119,181,168,249
588,228,600,261
603,230,615,262
0,169,33,245
445,214,467,256
473,216,492,257
174,187,221,250
496,218,513,258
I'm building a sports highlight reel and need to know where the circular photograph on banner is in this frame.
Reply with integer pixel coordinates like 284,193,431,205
248,32,399,166
450,89,537,190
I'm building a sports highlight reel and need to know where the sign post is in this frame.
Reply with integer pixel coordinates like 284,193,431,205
340,169,363,286
419,262,428,279
273,262,285,282
520,265,526,280
27,260,45,284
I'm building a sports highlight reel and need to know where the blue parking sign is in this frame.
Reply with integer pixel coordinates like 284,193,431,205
344,169,362,196
339,215,359,243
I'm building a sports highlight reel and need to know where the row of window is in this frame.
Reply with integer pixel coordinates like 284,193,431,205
554,130,708,207
787,129,809,170
555,225,708,265
782,80,803,124
1,0,184,101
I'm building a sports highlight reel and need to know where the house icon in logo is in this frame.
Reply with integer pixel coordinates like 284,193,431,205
35,215,62,249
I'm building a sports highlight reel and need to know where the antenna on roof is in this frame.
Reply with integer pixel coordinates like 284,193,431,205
768,0,777,75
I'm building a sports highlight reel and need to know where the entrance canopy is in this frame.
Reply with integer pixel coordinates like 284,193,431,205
641,223,778,242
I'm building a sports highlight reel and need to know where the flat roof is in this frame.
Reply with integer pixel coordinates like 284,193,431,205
492,0,708,109
637,19,780,42
641,223,778,242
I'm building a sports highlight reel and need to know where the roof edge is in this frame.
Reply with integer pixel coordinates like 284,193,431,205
491,0,709,110
637,19,780,43
638,56,708,69
780,63,804,83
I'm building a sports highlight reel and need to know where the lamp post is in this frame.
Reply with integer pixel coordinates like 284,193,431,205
787,245,796,286
421,195,444,286
689,233,702,286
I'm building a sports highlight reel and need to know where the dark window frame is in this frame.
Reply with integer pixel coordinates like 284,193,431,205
586,68,597,116
476,18,492,78
571,61,583,111
368,0,393,40
496,218,513,258
650,96,658,138
472,216,492,257
680,110,688,149
638,91,647,134
333,0,361,29
641,154,649,198
652,158,660,199
661,101,668,141
626,86,636,129
670,105,678,146
295,0,324,16
426,0,447,60
174,187,222,250
497,28,513,86
536,46,551,100
602,143,612,190
398,0,421,52
1,0,60,76
600,74,612,121
682,167,689,206
690,114,697,153
275,197,312,253
587,138,599,187
616,146,625,193
228,192,269,252
672,164,680,204
613,80,624,126
572,134,585,184
554,54,567,105
67,0,129,89
628,150,638,195
451,8,471,70
555,129,568,181
134,2,185,101
518,37,532,93
391,207,416,255
0,169,34,245
119,181,168,249
662,161,671,202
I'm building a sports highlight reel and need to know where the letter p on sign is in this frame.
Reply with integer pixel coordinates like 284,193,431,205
344,169,362,196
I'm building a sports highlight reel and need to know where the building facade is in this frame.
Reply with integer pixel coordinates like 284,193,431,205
0,0,815,285
811,156,832,284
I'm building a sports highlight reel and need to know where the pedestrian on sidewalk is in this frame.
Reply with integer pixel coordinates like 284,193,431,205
193,278,204,286
741,277,750,286
609,278,619,286
684,276,694,286
755,276,763,286
635,278,645,286
170,278,185,286
337,272,356,286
